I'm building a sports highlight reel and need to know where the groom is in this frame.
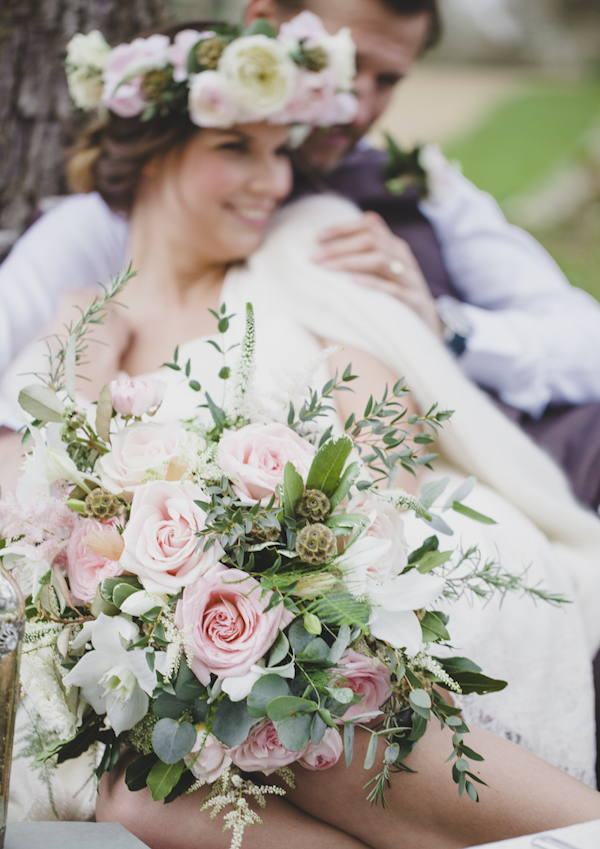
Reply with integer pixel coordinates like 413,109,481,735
2,0,600,514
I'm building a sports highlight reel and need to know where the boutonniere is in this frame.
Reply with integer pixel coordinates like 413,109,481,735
382,132,429,199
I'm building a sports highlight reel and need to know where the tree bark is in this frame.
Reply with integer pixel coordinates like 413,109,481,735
0,0,170,243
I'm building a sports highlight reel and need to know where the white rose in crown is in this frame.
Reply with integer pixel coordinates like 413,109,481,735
218,35,297,118
65,30,111,109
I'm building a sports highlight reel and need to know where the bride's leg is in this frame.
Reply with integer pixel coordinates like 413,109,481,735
284,723,600,849
96,754,371,849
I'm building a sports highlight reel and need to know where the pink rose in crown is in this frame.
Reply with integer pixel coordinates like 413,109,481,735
110,376,167,417
188,70,237,128
175,563,292,684
229,719,306,775
278,10,329,46
185,729,232,783
346,493,408,582
102,34,170,117
218,422,316,504
66,517,124,603
273,67,337,125
97,421,189,493
333,648,392,720
120,480,223,594
299,727,343,770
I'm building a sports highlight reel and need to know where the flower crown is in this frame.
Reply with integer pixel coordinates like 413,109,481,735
65,13,357,131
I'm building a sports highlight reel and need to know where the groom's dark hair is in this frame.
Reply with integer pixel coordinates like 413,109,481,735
274,0,441,51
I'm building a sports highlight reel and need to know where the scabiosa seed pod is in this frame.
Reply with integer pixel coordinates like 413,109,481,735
196,36,226,70
303,45,329,73
295,522,336,565
84,488,123,520
296,489,331,522
250,520,281,543
142,68,173,99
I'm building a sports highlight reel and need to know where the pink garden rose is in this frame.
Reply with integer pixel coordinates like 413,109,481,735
229,719,306,775
218,422,316,504
188,70,236,128
299,727,343,771
175,563,292,684
333,648,392,720
66,517,124,603
120,480,223,594
97,422,190,494
110,376,167,418
102,34,170,117
346,493,408,582
185,729,232,783
273,67,337,125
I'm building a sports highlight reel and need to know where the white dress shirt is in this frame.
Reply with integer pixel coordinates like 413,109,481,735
2,169,600,426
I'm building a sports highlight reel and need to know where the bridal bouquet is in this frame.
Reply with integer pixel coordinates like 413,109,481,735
0,272,557,846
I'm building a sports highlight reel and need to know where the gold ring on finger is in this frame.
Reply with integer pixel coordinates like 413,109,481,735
389,260,406,280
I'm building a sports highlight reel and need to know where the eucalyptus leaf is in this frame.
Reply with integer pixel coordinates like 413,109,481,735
275,712,312,751
419,477,449,509
325,686,354,705
152,718,196,764
153,693,190,719
296,637,330,665
112,583,139,608
96,383,113,443
310,712,327,745
344,720,354,767
247,675,290,718
409,689,431,709
18,384,64,424
325,513,370,532
175,662,206,702
328,624,352,665
266,696,317,722
268,631,290,668
212,698,258,746
306,435,353,496
147,759,185,802
363,732,378,770
443,476,477,510
287,619,316,654
422,512,455,536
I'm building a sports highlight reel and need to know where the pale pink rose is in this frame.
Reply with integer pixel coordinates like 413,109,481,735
97,422,189,494
316,90,358,127
66,517,124,603
299,727,343,770
120,480,223,594
278,11,329,46
188,70,237,128
185,729,232,782
175,563,292,684
273,68,337,125
218,422,316,504
333,648,392,720
110,376,167,417
167,29,213,82
229,719,306,775
102,34,170,116
346,493,408,582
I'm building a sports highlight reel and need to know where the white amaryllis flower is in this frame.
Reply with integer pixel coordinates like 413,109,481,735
221,657,296,702
335,535,446,655
1,544,52,599
63,613,163,736
119,589,166,617
16,424,100,504
65,30,111,109
218,35,297,119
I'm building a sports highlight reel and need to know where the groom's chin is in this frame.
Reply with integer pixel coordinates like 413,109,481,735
300,126,362,173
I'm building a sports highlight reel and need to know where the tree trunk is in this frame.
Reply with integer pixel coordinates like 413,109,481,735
0,0,170,248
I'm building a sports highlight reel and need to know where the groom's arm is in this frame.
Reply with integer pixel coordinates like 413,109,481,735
0,193,130,380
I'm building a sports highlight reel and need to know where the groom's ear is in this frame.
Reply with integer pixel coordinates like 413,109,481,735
244,0,290,27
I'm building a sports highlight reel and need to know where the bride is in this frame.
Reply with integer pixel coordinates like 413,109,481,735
3,15,600,848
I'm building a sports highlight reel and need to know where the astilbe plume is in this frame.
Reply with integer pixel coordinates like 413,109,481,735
0,491,79,563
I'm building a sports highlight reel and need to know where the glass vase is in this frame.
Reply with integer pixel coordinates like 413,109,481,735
0,562,25,849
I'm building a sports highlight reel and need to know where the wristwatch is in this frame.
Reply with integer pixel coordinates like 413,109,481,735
436,296,472,357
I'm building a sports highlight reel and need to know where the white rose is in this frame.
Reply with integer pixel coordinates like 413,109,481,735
346,492,409,582
218,35,297,119
65,31,112,110
96,421,190,494
324,28,356,91
188,70,236,128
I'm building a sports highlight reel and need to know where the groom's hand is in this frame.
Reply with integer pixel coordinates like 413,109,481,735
312,211,443,338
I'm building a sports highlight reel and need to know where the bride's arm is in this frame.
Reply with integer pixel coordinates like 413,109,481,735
326,341,423,495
